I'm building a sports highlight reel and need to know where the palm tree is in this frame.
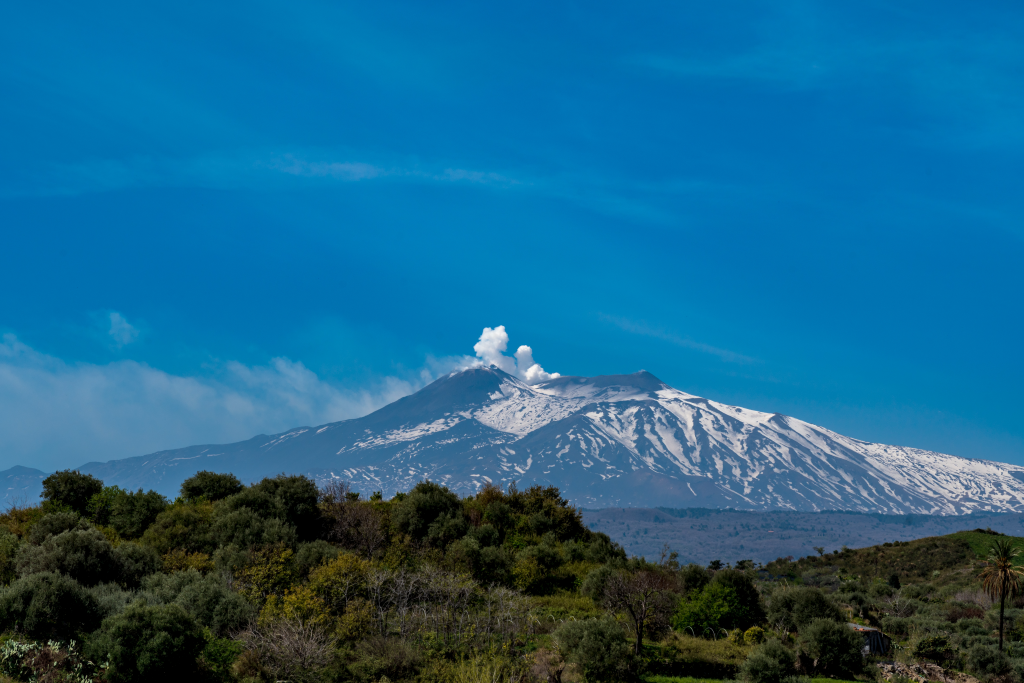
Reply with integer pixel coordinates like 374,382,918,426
979,538,1024,651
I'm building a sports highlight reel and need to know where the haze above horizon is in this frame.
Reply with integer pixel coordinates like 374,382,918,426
1,2,1022,472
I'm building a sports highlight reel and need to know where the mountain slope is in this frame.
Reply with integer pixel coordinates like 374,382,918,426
78,367,1024,513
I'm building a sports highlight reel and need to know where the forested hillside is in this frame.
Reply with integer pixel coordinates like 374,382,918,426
1,471,1024,683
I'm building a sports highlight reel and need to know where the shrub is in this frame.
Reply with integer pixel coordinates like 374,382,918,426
967,643,1011,677
0,639,94,683
41,470,104,515
293,540,340,577
86,601,206,683
180,471,243,502
140,501,215,555
740,639,796,683
914,635,953,662
16,528,119,586
798,619,863,678
113,543,161,588
392,481,465,545
210,508,297,549
553,617,631,682
581,564,614,602
681,563,711,595
0,529,19,584
674,571,764,636
0,571,102,639
141,569,255,635
26,512,90,544
767,587,843,632
745,626,766,645
250,475,323,541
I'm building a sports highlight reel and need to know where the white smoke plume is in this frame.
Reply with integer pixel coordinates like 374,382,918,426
470,326,560,385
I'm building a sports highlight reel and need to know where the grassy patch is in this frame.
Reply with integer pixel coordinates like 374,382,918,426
648,633,753,679
948,531,1024,564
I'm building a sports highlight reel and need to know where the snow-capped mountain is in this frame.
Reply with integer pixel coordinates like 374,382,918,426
78,367,1024,514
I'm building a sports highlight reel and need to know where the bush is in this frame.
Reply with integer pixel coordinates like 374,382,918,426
141,570,255,635
140,501,215,555
16,528,119,586
114,543,161,588
41,470,104,515
967,643,1011,677
740,639,796,683
392,481,464,545
0,529,19,584
349,636,421,682
180,471,243,502
581,564,615,602
553,617,631,682
767,587,844,632
250,475,323,541
293,540,340,577
27,512,90,544
0,571,102,639
86,601,206,683
798,619,863,678
745,626,766,645
210,508,297,549
674,570,764,635
914,635,954,662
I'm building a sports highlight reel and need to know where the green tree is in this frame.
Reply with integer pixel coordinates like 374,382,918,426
16,528,119,586
979,538,1024,651
0,571,102,639
554,617,631,682
41,470,104,515
86,601,206,683
740,639,795,683
391,481,464,545
180,471,243,502
798,619,863,677
766,586,843,632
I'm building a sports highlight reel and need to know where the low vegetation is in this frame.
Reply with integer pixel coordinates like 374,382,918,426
0,470,1022,683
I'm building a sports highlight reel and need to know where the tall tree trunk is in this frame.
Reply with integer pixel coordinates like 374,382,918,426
1000,591,1006,651
635,616,644,656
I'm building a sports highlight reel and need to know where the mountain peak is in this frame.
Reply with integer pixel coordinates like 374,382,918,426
67,365,1024,516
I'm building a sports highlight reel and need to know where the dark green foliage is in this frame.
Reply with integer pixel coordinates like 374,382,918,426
200,637,244,682
681,563,711,595
740,639,796,683
87,582,136,619
16,528,119,586
674,569,765,634
914,635,954,662
798,619,864,677
141,569,255,636
766,587,843,632
180,471,243,502
140,501,215,555
251,474,323,541
476,545,512,585
468,523,499,547
0,571,102,639
41,470,104,515
968,643,1011,676
554,617,632,682
86,601,206,683
0,528,21,584
294,540,340,577
27,511,90,544
210,507,298,549
349,636,422,682
392,481,464,545
581,564,615,602
89,487,168,539
888,572,902,589
113,543,161,588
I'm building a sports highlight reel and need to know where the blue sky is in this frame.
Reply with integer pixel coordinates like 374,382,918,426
2,1,1023,471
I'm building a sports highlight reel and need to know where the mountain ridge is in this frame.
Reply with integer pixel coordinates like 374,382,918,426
48,365,1024,514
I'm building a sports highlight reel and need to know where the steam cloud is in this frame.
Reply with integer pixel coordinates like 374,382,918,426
471,326,560,384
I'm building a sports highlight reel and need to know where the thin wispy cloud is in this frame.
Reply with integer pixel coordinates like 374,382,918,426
0,334,471,471
600,314,756,365
106,312,139,348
